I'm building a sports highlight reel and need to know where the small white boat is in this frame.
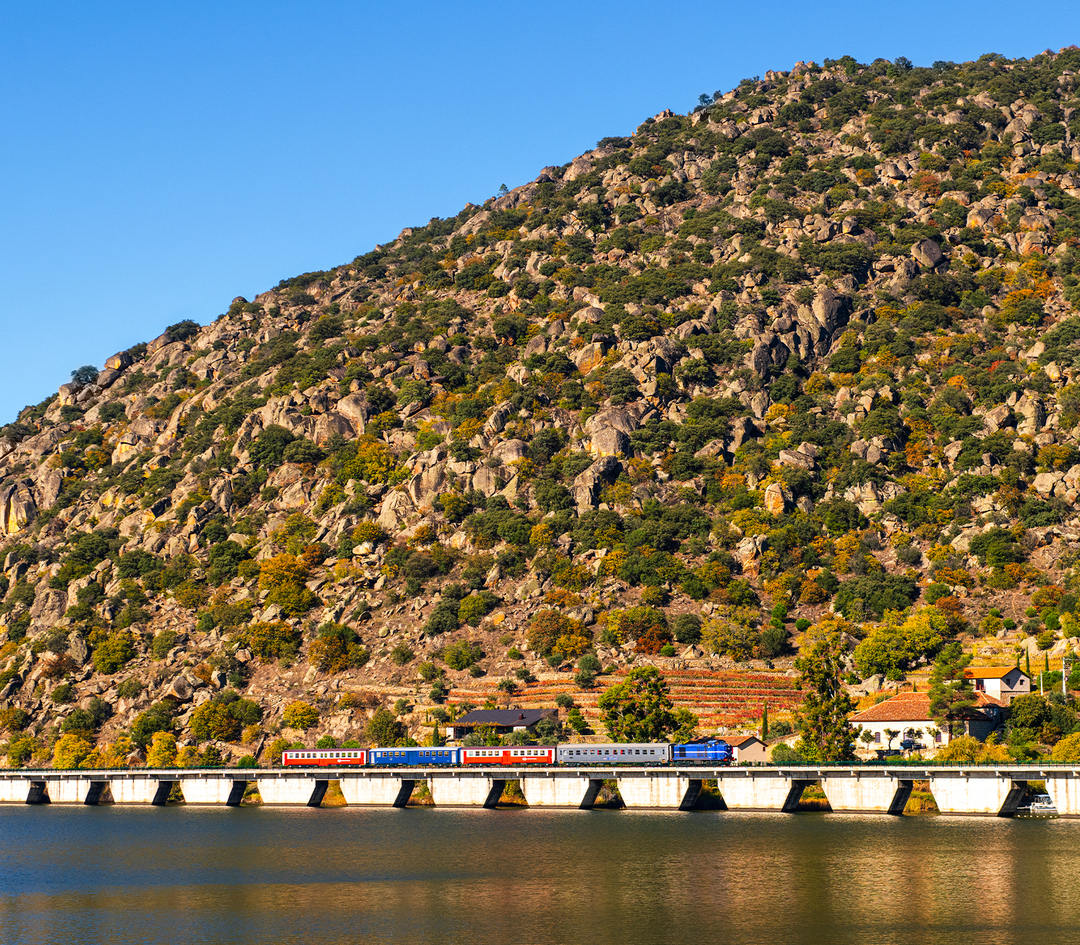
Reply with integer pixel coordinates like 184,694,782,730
1017,793,1058,816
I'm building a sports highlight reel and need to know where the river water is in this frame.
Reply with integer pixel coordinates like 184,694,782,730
1,805,1077,945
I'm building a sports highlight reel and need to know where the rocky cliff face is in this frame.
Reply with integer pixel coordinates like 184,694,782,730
5,48,1080,766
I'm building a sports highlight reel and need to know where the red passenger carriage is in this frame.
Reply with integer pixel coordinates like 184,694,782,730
460,746,555,766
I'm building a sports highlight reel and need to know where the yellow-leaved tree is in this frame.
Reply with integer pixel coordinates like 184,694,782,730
53,733,93,769
146,731,178,768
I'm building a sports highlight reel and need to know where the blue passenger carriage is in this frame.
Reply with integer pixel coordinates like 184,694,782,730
368,747,459,766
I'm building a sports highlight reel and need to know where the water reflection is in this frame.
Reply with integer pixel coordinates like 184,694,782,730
0,806,1078,944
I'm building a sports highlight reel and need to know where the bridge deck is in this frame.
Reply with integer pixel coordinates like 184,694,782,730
1,766,1077,815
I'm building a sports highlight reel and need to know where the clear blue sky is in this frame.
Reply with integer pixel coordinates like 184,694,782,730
1,1,1076,423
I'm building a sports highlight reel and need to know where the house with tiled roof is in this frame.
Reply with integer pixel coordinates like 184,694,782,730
963,666,1030,705
850,691,1001,756
718,735,769,764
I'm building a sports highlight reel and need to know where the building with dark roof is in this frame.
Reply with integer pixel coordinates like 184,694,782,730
450,708,558,741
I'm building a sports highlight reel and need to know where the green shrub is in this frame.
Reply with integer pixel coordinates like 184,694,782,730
116,678,144,700
968,528,1024,567
248,425,296,467
673,614,702,645
834,574,918,619
131,702,177,748
424,599,460,636
390,643,414,665
457,591,499,626
443,640,484,671
246,621,303,662
51,683,75,704
92,632,136,674
365,706,406,746
151,631,178,660
418,661,442,682
770,744,805,764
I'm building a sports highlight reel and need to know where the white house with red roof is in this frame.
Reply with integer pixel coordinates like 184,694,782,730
963,666,1030,705
849,690,1002,755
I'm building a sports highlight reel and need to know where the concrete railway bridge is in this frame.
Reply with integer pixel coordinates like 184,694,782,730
4,765,1080,815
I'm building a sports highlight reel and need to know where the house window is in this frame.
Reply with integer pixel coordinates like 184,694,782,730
934,731,942,743
873,732,881,744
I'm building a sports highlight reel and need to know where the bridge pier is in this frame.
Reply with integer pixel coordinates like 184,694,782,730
256,777,327,806
339,775,415,807
47,778,107,805
717,772,811,812
0,779,30,803
521,774,602,809
820,773,912,815
926,772,1026,816
109,778,175,805
430,775,505,808
618,775,701,810
181,778,249,806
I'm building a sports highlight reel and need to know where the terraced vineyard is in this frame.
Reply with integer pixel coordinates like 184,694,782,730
449,668,804,734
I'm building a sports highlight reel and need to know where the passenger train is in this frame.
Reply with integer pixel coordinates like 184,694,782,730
281,740,734,768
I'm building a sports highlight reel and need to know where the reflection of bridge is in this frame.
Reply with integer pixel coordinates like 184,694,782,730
2,766,1080,815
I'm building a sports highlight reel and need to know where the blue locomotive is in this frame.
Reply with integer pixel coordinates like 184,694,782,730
671,739,735,765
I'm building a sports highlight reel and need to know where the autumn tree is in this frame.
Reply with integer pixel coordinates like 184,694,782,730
794,631,856,763
53,733,93,769
1051,732,1080,762
258,554,317,617
246,621,302,662
597,666,696,742
282,700,319,730
146,731,178,768
527,610,588,659
928,642,976,738
190,701,241,743
309,622,369,673
936,733,1009,763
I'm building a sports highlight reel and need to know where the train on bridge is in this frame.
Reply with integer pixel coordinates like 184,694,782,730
282,740,735,768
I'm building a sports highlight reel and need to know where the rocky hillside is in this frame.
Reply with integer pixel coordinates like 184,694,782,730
5,48,1080,768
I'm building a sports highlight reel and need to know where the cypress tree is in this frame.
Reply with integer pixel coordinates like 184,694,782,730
761,702,769,741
